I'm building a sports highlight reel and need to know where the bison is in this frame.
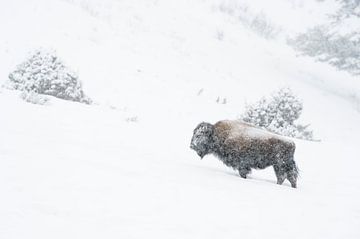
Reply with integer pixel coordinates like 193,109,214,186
190,120,299,188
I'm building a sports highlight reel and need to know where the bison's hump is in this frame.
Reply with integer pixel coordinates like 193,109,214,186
214,120,294,144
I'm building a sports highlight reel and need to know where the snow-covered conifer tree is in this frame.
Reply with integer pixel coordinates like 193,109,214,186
241,88,313,140
5,49,91,104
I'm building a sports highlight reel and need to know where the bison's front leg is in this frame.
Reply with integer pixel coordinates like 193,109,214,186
238,167,251,179
273,165,286,185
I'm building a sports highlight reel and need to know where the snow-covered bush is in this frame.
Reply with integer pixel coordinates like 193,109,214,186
248,13,280,40
333,0,360,20
289,26,360,76
289,0,360,75
241,88,314,140
20,90,49,105
5,49,91,104
218,1,280,39
126,116,138,123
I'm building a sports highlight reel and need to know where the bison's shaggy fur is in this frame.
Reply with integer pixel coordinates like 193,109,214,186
190,120,299,188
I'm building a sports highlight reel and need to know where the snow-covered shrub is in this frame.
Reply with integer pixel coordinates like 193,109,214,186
241,88,314,140
218,1,280,39
289,0,360,75
216,96,227,104
289,26,360,76
333,0,360,20
6,49,91,104
20,90,49,105
126,116,138,123
248,13,280,40
216,29,225,41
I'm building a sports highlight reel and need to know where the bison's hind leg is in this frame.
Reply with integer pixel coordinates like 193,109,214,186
287,174,297,188
286,160,298,188
274,160,298,188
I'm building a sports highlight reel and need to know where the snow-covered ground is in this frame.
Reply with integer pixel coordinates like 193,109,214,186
1,0,360,238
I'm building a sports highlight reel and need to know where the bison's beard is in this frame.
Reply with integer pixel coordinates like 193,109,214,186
190,144,207,159
197,151,205,159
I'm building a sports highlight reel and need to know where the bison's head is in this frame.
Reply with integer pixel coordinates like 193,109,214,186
190,122,215,159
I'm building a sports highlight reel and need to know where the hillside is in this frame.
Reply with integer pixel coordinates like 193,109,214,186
1,0,359,238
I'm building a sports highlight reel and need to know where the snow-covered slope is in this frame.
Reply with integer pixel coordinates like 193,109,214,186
1,0,360,238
